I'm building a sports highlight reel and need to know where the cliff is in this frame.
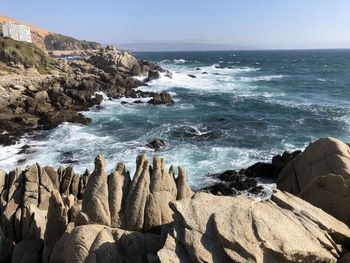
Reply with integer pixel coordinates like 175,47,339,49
0,15,102,51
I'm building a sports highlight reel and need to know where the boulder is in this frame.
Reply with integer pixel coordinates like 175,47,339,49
86,47,141,74
146,139,166,151
299,174,350,225
158,190,350,263
148,93,174,105
278,137,350,194
146,70,161,82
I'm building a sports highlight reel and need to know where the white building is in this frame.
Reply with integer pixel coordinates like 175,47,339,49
2,23,32,43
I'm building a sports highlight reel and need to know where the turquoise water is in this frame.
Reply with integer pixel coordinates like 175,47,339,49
1,50,350,188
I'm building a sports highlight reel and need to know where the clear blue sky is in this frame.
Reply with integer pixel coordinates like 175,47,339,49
1,0,350,49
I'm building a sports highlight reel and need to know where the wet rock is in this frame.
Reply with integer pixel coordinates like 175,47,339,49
146,70,161,82
146,139,166,151
187,74,196,78
202,170,264,196
17,145,33,155
148,92,174,105
38,110,91,130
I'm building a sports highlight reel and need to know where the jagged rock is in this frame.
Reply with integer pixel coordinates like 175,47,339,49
77,169,89,200
278,137,350,194
23,164,40,207
176,167,193,200
125,155,150,231
0,169,6,194
158,191,350,263
79,154,111,226
43,166,60,190
59,166,74,196
42,190,68,263
11,238,43,263
148,92,174,105
108,163,131,228
143,157,177,231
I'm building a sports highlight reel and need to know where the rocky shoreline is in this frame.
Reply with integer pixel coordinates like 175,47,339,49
1,137,350,262
0,44,174,147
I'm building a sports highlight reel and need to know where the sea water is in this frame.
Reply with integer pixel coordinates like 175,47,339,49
1,50,350,189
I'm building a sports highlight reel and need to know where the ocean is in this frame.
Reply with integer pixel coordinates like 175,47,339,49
1,50,350,189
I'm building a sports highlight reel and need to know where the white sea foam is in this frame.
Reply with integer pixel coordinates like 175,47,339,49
239,75,284,82
173,59,186,64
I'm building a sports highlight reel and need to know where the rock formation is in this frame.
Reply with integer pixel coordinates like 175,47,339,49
0,42,174,146
158,190,350,263
2,146,350,262
277,137,350,226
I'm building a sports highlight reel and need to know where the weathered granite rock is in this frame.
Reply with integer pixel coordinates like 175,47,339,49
79,154,111,226
158,190,350,263
299,174,350,226
51,224,163,263
42,190,68,263
143,156,177,231
108,163,131,228
278,137,350,194
124,155,150,231
176,166,193,200
86,46,140,74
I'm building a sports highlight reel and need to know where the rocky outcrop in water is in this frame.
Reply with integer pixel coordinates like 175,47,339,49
0,44,174,146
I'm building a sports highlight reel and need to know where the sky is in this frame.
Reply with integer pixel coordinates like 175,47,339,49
1,0,350,50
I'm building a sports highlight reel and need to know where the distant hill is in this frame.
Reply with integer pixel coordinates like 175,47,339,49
0,15,101,51
116,42,253,52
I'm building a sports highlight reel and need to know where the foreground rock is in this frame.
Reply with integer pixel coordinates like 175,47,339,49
158,190,350,262
277,137,350,226
2,149,350,262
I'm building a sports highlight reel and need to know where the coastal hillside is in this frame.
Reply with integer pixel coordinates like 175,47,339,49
0,15,102,51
